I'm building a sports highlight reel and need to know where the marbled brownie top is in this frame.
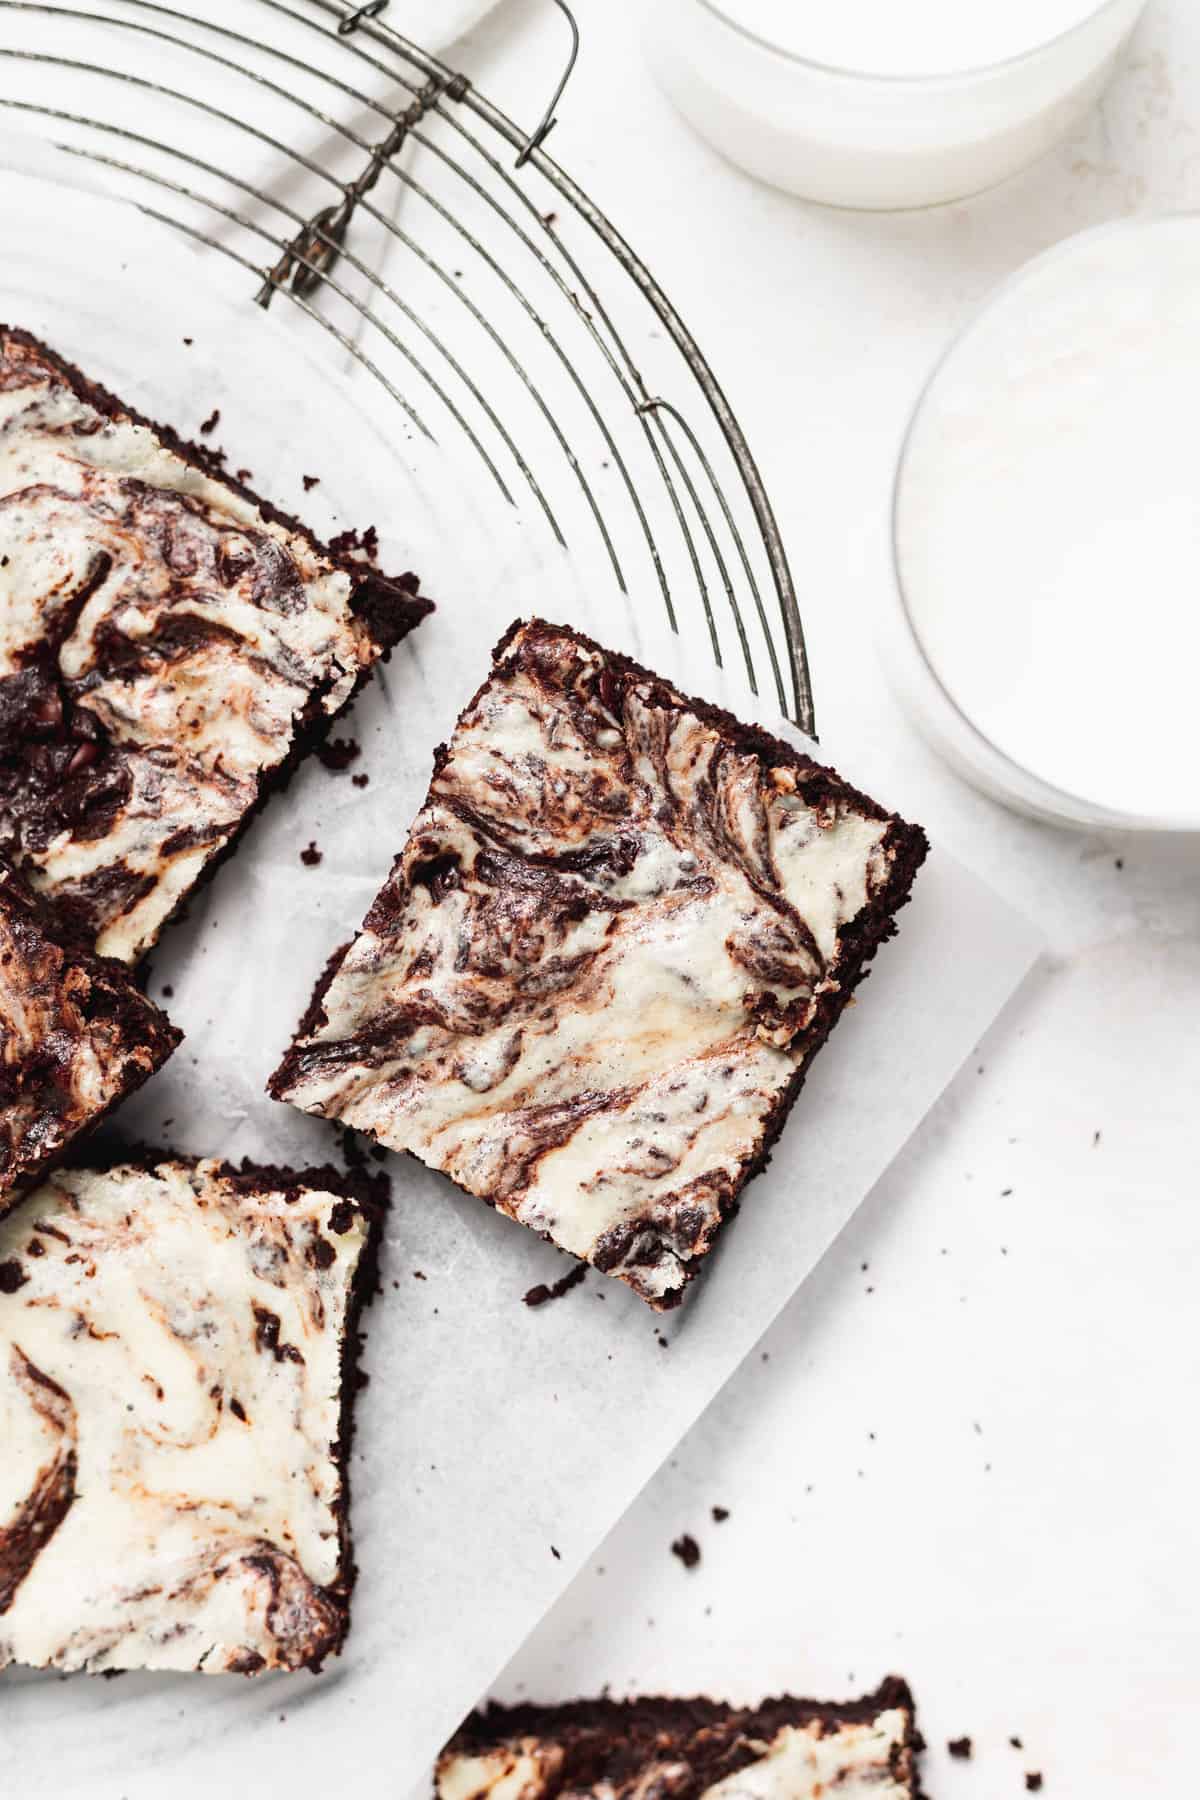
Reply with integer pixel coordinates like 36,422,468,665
272,620,926,1308
0,327,427,962
0,1157,382,1675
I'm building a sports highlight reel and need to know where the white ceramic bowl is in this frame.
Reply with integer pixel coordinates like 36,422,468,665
887,217,1200,832
645,0,1149,210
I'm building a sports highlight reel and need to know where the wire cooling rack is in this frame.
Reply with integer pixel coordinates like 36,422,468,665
0,0,815,733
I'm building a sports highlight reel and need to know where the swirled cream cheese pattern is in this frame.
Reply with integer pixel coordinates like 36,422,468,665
271,620,927,1309
0,1158,381,1675
0,327,428,962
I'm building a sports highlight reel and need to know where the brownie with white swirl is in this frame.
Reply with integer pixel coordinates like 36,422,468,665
0,326,430,963
0,1155,385,1675
270,620,927,1309
0,857,179,1218
437,1679,925,1800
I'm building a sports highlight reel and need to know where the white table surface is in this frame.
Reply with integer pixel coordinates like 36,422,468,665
432,2,1200,1793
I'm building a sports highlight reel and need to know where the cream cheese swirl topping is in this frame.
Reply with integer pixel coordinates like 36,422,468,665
0,330,393,962
273,621,906,1308
0,1158,373,1675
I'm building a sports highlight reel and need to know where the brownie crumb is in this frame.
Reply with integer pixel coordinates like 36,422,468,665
711,1505,730,1523
235,467,253,483
300,842,323,867
671,1533,701,1570
338,1127,367,1169
1025,1776,1043,1792
352,772,370,789
657,1333,669,1348
0,1259,28,1293
948,1737,972,1760
542,209,559,227
550,1545,561,1560
413,1270,426,1281
161,984,174,999
1010,1737,1024,1751
328,524,380,565
316,737,361,772
302,474,320,491
524,1263,587,1308
198,407,220,435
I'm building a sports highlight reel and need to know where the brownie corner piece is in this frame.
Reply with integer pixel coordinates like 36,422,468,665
436,1676,924,1800
0,857,179,1216
0,1154,386,1675
271,617,927,1311
0,324,431,963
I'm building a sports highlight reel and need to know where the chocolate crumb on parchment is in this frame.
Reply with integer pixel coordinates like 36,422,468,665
302,474,320,491
300,843,323,868
316,738,362,772
670,1533,701,1570
198,406,220,434
524,1263,587,1308
948,1736,972,1759
1025,1776,1044,1792
711,1505,730,1523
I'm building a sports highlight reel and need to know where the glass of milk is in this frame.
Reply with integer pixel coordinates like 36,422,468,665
645,0,1149,210
888,217,1200,831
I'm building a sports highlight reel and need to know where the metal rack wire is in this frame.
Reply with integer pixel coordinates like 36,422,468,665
0,0,815,733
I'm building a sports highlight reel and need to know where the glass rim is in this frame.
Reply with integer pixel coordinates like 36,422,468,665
890,213,1200,834
694,0,1143,88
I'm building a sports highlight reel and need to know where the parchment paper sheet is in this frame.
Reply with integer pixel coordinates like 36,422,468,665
0,165,1042,1798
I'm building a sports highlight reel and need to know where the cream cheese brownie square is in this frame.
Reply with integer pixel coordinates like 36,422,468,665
0,1156,384,1675
270,619,927,1310
436,1680,924,1800
0,326,429,962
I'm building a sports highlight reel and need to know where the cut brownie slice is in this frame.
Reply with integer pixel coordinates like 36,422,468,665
0,1155,385,1674
0,326,431,962
0,857,179,1217
270,619,928,1309
437,1680,924,1800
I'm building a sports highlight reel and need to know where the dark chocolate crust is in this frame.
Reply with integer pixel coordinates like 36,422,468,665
0,861,181,1220
444,1677,925,1797
0,325,432,958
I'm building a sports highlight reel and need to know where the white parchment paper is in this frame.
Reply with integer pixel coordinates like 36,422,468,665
0,164,1042,1798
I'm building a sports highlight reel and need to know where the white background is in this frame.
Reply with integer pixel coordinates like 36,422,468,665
0,1,1196,1795
443,3,1200,1795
